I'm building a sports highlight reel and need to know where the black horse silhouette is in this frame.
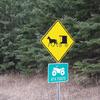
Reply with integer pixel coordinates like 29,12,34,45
47,37,58,46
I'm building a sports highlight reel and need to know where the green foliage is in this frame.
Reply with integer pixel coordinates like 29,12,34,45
0,0,100,75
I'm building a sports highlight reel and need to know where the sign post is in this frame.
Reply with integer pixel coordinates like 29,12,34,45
40,20,75,100
57,82,60,100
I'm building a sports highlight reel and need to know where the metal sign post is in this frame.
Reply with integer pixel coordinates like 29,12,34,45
57,82,60,100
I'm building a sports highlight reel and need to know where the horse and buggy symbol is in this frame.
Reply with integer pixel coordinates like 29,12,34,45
47,35,67,47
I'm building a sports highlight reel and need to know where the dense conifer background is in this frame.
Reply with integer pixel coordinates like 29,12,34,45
0,0,100,76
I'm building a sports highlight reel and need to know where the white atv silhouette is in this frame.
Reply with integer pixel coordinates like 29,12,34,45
52,67,65,76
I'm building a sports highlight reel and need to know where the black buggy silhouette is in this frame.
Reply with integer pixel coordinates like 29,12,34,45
59,35,67,46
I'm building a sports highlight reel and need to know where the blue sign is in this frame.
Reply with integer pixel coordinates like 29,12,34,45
48,63,69,83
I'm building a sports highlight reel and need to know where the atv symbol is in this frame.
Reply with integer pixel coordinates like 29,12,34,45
52,67,65,76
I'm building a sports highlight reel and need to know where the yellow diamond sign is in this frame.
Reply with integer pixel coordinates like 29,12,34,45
41,20,75,62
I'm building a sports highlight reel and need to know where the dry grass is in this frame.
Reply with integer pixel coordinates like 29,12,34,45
0,74,100,100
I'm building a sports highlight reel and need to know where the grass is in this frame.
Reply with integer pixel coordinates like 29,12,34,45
0,73,100,100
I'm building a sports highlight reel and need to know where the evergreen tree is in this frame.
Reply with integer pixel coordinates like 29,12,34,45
0,0,100,75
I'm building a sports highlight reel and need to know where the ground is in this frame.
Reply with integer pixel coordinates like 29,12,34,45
0,74,100,100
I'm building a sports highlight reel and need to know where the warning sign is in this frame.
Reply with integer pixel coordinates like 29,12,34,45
41,20,75,62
